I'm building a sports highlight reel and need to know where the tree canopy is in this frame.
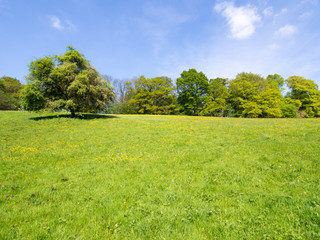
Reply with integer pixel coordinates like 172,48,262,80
124,76,176,114
176,69,209,115
0,76,23,110
2,47,320,119
228,73,283,118
20,46,114,117
286,76,320,117
201,78,229,117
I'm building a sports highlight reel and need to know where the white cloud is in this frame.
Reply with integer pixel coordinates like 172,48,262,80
299,11,313,19
263,7,273,16
66,20,76,31
214,2,261,39
50,16,64,30
275,24,297,37
49,15,76,31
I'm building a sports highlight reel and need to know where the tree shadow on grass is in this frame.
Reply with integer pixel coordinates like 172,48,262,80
29,113,118,121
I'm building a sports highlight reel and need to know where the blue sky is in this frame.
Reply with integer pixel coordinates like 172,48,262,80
1,0,320,85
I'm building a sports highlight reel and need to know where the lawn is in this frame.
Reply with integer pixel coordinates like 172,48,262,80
0,111,320,239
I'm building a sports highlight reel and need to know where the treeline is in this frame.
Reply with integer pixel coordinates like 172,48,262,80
1,64,320,118
108,69,320,118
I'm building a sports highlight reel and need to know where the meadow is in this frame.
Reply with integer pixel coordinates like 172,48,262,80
0,111,320,239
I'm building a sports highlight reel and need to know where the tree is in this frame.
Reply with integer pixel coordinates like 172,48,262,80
128,76,177,114
229,73,283,118
0,76,23,110
176,69,209,115
266,74,284,89
201,78,229,116
20,46,114,117
286,76,320,117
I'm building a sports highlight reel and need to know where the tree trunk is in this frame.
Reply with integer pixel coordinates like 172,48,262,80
71,109,76,118
221,108,225,117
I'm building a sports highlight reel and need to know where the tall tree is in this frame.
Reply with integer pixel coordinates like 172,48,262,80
176,69,209,115
21,46,114,117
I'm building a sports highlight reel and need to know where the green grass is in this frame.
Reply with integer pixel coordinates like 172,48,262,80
1,111,320,239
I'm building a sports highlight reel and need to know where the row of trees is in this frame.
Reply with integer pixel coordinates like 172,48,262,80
110,70,320,118
1,47,319,118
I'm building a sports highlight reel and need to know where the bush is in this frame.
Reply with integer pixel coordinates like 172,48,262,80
281,103,297,118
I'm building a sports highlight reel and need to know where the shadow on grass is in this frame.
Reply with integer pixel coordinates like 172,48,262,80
29,113,118,121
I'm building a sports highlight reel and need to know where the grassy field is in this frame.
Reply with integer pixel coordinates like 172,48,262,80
0,111,320,239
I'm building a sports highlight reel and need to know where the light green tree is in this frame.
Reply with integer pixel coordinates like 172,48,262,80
20,46,114,117
201,78,229,116
286,76,320,117
229,73,283,118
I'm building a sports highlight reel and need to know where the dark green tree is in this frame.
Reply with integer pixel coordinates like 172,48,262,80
0,76,23,110
176,69,209,115
20,46,114,117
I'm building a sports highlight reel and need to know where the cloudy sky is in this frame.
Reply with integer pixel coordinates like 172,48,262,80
1,0,319,85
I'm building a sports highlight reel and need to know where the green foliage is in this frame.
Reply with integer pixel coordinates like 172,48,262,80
229,73,283,118
0,76,23,110
0,91,16,110
127,76,177,115
177,69,209,115
281,98,300,118
20,81,46,111
20,47,114,117
1,112,320,239
201,78,229,116
286,76,320,117
266,74,284,89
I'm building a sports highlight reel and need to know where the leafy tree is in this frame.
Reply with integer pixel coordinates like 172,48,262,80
286,76,320,117
176,69,209,115
0,91,15,110
0,81,14,110
229,73,282,118
20,46,114,117
201,78,229,116
266,74,284,89
1,76,23,100
128,76,177,114
0,76,23,110
258,83,283,118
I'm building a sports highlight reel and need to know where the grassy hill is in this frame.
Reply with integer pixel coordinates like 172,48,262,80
1,111,320,239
